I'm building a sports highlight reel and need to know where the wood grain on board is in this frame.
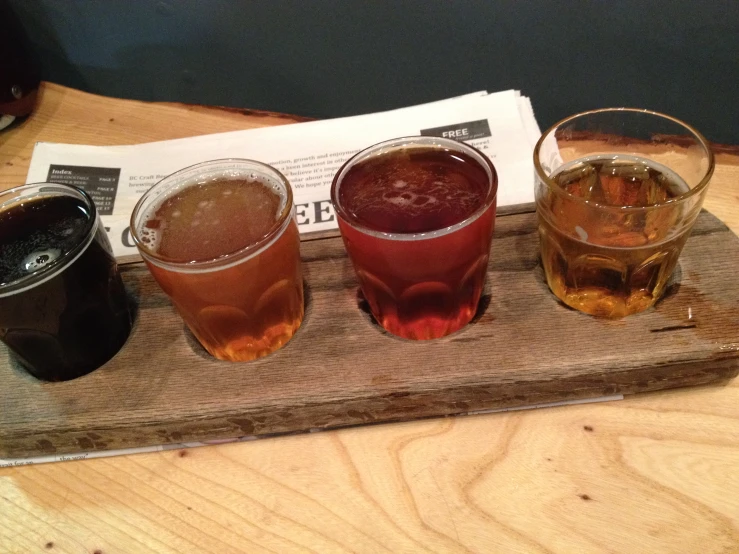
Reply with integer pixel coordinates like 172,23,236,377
2,207,738,458
1,83,739,554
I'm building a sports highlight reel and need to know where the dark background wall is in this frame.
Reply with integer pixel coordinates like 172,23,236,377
6,0,739,144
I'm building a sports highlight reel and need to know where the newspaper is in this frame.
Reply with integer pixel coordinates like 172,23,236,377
26,89,541,259
0,90,623,467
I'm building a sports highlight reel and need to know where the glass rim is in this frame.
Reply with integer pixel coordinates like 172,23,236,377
532,107,715,213
130,158,295,273
0,182,98,296
330,135,498,241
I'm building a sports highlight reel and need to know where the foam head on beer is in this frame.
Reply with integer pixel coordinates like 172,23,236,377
140,174,286,263
338,147,489,234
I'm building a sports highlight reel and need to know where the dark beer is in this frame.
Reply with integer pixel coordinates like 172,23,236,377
0,188,131,381
332,138,497,340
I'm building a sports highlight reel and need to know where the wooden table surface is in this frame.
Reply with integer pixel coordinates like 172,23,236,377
1,83,738,554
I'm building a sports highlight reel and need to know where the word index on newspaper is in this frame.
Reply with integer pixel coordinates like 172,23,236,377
3,90,626,467
26,90,541,259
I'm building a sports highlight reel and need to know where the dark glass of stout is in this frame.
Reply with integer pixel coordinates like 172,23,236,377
0,183,132,381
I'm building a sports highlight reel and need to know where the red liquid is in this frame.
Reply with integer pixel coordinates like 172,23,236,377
336,146,496,339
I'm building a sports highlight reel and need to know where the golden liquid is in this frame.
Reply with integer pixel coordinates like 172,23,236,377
538,155,690,318
143,178,303,361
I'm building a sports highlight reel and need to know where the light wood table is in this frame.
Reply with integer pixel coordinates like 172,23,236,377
1,83,738,554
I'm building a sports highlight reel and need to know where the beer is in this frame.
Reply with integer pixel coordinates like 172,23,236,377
132,161,303,361
538,155,691,318
534,108,714,318
332,137,497,340
0,187,131,381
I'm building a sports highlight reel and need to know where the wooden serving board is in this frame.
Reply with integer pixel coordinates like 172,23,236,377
2,207,738,459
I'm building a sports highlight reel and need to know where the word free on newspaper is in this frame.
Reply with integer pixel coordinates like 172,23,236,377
26,90,542,259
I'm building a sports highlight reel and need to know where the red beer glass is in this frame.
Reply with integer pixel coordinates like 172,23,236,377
331,136,497,340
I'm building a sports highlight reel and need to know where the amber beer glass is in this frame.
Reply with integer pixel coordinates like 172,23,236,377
131,159,304,361
331,136,497,340
534,108,714,318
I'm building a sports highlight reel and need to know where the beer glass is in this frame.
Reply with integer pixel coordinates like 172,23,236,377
131,159,304,361
0,183,132,381
331,136,498,340
534,108,714,317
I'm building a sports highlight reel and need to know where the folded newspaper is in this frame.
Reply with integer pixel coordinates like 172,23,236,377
26,89,541,259
2,90,622,467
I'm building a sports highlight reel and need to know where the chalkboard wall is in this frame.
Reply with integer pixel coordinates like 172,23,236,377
7,0,739,143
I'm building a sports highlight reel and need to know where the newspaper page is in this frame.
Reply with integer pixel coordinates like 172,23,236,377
26,90,541,259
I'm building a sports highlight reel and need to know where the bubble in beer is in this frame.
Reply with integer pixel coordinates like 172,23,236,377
23,248,61,272
139,224,160,251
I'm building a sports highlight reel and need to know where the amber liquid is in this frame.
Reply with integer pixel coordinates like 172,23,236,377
538,155,690,318
142,178,303,361
337,146,495,339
